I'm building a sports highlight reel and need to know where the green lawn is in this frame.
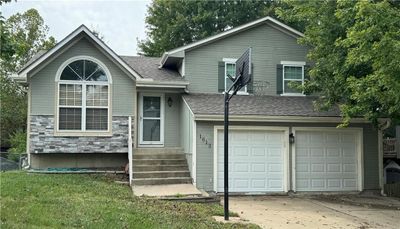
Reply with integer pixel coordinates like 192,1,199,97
0,172,258,229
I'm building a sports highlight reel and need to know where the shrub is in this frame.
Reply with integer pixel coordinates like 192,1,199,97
7,130,26,162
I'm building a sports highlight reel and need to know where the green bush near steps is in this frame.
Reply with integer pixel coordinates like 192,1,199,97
7,130,26,162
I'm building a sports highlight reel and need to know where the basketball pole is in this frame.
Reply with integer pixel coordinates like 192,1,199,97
223,47,251,221
224,91,229,221
223,73,241,221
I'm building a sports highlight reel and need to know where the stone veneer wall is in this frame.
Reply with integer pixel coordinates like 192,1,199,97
30,115,133,153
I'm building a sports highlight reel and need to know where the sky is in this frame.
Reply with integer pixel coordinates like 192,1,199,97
2,0,150,56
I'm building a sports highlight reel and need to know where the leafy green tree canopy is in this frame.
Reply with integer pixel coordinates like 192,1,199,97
1,8,56,75
277,0,400,126
1,8,56,148
138,0,279,57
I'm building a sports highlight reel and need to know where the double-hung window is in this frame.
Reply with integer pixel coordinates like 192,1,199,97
282,62,305,95
224,58,247,94
57,57,111,133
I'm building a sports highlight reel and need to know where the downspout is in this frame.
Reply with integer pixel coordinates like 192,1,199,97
379,119,391,196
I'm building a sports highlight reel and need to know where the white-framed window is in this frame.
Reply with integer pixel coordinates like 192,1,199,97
281,61,305,95
56,56,112,134
223,58,247,94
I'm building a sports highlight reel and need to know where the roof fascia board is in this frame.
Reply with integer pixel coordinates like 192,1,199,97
160,16,304,67
193,114,370,123
19,25,143,81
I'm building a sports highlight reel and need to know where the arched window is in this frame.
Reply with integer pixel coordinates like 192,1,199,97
56,57,111,132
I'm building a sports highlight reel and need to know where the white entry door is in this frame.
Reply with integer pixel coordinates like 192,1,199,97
139,94,164,145
216,128,287,193
294,129,361,191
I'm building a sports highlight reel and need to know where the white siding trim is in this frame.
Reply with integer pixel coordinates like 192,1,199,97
291,127,364,192
213,125,290,193
192,120,197,184
280,61,306,65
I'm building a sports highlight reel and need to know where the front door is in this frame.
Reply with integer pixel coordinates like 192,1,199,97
139,94,164,146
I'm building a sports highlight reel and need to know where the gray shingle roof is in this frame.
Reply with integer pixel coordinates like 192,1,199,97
183,93,341,117
120,56,185,82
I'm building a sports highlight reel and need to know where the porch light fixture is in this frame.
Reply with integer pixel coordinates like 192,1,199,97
167,97,173,107
289,133,295,144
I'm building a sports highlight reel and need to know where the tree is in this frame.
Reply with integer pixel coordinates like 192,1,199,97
1,9,56,75
276,0,400,126
138,0,280,56
0,9,56,148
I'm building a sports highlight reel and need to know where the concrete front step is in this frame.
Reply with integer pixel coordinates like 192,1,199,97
132,177,192,186
135,147,184,155
133,170,190,179
133,165,189,172
132,159,187,166
133,154,186,160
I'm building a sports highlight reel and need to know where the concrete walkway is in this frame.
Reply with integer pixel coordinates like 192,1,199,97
132,184,202,197
227,196,400,229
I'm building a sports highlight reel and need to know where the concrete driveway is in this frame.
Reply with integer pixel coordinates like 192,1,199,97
228,195,400,229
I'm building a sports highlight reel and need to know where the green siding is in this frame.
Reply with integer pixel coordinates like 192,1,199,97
30,37,136,116
164,93,181,147
185,22,309,94
196,122,214,191
195,121,379,192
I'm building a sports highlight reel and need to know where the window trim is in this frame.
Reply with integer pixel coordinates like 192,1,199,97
223,58,248,95
281,61,305,96
54,56,113,136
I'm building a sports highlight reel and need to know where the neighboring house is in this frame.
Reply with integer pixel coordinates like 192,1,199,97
18,17,385,194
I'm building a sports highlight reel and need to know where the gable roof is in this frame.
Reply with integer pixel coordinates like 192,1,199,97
18,25,142,81
160,16,304,67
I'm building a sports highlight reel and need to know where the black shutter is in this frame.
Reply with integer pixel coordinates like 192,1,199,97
218,61,225,92
276,64,283,95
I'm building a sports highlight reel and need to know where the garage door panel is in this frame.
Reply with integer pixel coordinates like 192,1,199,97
310,133,324,143
311,163,325,172
232,146,249,156
268,148,283,157
251,147,266,156
295,130,359,192
252,163,266,172
217,129,285,193
327,163,341,172
326,148,341,157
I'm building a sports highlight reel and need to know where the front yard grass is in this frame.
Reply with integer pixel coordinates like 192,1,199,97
0,172,258,228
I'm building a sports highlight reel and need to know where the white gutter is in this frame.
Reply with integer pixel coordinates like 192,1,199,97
193,114,372,123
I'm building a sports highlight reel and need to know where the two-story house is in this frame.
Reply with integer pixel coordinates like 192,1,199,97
19,17,382,194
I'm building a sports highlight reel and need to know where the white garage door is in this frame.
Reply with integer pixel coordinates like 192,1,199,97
294,130,360,191
217,129,286,193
